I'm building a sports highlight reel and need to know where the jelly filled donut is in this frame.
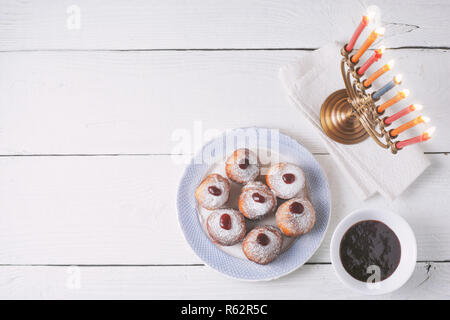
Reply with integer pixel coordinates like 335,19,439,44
242,226,283,265
276,198,316,237
266,163,306,199
195,173,230,210
225,148,260,184
206,209,246,246
238,181,276,220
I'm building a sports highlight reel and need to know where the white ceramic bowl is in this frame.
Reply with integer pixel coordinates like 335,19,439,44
330,208,417,295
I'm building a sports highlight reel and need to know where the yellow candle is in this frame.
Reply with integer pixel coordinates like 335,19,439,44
390,116,430,137
363,60,394,87
351,27,385,63
377,89,409,114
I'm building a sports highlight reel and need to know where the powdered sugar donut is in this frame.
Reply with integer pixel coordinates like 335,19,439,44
225,148,260,184
206,209,246,246
195,174,230,210
242,226,283,265
266,163,306,199
238,181,276,220
276,198,316,237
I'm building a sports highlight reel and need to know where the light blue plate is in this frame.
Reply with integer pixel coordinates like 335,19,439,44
177,128,330,280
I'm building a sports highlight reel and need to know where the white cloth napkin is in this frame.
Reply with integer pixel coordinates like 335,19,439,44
280,42,430,200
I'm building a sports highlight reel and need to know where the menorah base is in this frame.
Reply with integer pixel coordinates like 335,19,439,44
320,89,369,145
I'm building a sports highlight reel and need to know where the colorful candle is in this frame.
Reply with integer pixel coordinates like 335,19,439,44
395,127,435,149
345,12,374,52
351,27,385,63
372,74,403,100
384,104,422,125
363,60,394,87
390,116,429,137
357,46,385,75
377,89,409,114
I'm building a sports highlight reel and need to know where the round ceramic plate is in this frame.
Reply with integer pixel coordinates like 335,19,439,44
177,127,330,280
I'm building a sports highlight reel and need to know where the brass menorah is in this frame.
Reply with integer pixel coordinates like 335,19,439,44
320,45,401,154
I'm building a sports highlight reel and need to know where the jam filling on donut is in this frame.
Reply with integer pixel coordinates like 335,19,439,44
239,158,250,170
256,233,270,246
219,214,232,230
282,173,296,184
252,192,266,203
208,186,222,196
289,202,304,214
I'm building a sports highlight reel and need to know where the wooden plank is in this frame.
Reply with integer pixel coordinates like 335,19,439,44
0,262,448,299
0,49,448,155
0,154,448,265
1,0,450,50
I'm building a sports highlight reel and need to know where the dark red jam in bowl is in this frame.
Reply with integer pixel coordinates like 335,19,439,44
339,220,401,282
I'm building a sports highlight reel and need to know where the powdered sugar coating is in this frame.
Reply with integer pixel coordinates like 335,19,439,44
206,209,246,246
195,174,230,210
276,198,316,237
266,163,306,199
238,181,276,220
225,148,260,184
242,226,283,265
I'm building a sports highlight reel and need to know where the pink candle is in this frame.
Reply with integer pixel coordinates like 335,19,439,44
357,47,384,75
384,104,423,125
395,127,435,149
345,15,371,52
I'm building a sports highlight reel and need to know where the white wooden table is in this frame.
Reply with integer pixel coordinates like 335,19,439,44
0,0,449,299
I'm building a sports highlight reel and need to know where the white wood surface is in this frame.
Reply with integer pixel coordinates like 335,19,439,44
0,0,449,299
0,49,448,155
0,263,449,299
1,0,450,50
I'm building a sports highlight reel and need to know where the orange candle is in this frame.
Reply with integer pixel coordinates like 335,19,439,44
363,60,394,87
390,116,430,137
351,27,385,63
396,127,435,149
377,89,409,114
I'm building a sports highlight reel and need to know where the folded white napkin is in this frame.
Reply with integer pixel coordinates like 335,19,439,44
280,42,430,200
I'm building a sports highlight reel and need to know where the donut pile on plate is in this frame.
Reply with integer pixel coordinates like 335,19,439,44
195,148,316,265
